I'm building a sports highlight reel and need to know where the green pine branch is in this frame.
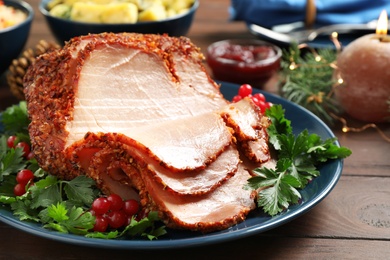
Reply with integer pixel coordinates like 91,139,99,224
279,45,341,125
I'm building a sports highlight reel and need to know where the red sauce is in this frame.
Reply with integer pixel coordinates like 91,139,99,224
206,39,281,88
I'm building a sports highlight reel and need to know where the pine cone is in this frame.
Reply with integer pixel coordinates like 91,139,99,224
7,40,60,100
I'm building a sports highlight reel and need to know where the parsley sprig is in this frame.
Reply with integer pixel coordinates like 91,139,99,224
246,105,352,216
6,174,97,232
2,173,165,239
0,137,27,182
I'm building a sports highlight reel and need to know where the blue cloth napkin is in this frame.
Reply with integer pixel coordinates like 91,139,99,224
230,0,390,28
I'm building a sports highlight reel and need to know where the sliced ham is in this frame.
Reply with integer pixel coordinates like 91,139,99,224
24,33,271,233
220,97,262,140
142,164,256,232
220,98,271,163
134,144,240,196
71,110,234,173
115,112,233,172
77,131,239,196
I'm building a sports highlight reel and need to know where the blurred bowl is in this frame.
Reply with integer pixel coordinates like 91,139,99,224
206,39,282,89
0,0,34,75
39,0,199,44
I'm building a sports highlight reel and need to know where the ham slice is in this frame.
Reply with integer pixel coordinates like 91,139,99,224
24,33,270,232
114,112,233,172
131,144,240,196
142,164,256,232
220,98,271,163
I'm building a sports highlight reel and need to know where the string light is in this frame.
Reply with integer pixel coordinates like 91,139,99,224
337,77,344,85
331,113,390,143
307,92,324,104
330,32,342,53
289,62,298,70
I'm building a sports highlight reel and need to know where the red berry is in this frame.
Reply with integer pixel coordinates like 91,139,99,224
16,169,34,185
26,151,35,161
93,215,109,232
253,93,266,103
251,96,260,107
92,197,111,215
257,101,267,112
107,194,124,211
232,95,242,103
107,210,127,229
257,101,272,113
15,142,31,158
123,199,139,217
7,136,17,148
14,183,26,196
238,84,252,97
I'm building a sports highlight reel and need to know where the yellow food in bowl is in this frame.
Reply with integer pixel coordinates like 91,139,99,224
0,1,27,29
47,0,195,23
71,2,138,23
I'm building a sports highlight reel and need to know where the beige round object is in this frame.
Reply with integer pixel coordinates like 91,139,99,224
334,34,390,123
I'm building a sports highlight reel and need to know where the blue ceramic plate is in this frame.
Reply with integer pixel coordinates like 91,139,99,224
0,82,343,249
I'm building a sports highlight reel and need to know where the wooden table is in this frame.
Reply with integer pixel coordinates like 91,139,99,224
1,0,390,259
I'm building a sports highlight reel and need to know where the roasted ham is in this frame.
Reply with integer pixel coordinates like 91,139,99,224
24,33,271,233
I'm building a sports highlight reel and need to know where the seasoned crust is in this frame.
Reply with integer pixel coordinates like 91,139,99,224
24,38,78,179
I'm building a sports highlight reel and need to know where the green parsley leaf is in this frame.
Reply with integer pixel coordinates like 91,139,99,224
38,207,51,223
43,222,69,233
63,176,97,207
278,131,310,160
47,202,69,223
249,159,302,215
0,144,26,181
257,182,287,216
63,206,95,235
86,230,119,239
0,101,29,135
265,104,293,150
123,211,167,240
30,176,62,209
0,175,17,196
0,135,7,155
0,195,16,204
43,203,95,235
307,136,352,162
11,199,40,222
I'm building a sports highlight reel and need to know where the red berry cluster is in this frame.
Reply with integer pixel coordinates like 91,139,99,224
7,135,34,160
91,193,141,232
232,84,272,113
7,136,36,196
14,169,35,196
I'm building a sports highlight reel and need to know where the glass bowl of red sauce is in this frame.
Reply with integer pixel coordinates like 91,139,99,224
206,39,282,88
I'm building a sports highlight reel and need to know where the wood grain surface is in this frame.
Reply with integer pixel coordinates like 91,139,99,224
0,0,390,259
